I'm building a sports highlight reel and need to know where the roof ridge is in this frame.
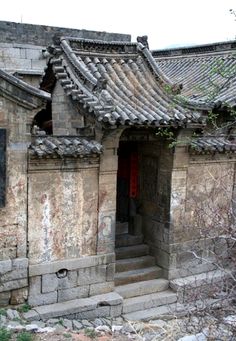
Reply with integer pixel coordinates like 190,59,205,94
60,36,137,47
152,40,236,58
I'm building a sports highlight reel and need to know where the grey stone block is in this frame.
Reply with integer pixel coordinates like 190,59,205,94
29,276,41,296
0,291,10,306
41,274,58,293
93,292,123,306
32,59,47,70
110,304,122,318
58,285,89,302
6,47,21,58
115,278,169,299
29,254,115,277
78,265,106,286
58,271,77,290
168,262,217,279
0,259,12,274
10,287,28,305
14,58,32,69
6,308,20,320
62,319,73,329
20,48,26,58
12,258,28,269
34,298,96,320
170,269,226,290
122,290,177,314
75,306,110,319
23,310,40,322
1,266,28,282
28,291,57,307
26,48,42,59
89,282,114,296
33,292,122,320
106,263,115,281
73,320,83,330
0,278,27,292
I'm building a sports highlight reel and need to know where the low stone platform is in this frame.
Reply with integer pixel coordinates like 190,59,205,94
123,297,228,321
170,269,230,303
23,292,123,321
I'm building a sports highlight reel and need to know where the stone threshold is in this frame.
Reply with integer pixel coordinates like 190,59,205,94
23,292,123,321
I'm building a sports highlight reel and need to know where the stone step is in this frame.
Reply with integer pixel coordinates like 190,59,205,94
23,292,123,321
116,222,128,235
116,255,156,273
115,244,149,260
122,290,177,314
115,234,143,248
114,266,162,286
123,303,177,321
123,298,224,321
116,278,169,299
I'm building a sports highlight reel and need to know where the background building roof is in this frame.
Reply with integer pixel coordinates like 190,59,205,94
154,41,236,108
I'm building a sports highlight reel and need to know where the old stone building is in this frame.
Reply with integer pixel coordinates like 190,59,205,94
0,21,235,320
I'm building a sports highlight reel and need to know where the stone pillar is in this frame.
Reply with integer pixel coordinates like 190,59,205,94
97,130,123,254
168,129,192,279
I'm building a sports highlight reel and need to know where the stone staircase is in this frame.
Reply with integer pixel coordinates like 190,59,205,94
115,224,177,318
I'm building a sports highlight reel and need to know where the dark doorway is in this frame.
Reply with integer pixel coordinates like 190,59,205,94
116,141,139,231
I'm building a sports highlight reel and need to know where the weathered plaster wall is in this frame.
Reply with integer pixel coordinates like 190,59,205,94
0,96,30,259
28,160,99,264
168,133,236,279
0,96,36,305
26,157,117,307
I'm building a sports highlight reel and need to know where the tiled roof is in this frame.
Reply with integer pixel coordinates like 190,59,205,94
190,136,236,154
0,69,50,109
43,37,213,128
29,136,103,158
153,42,236,108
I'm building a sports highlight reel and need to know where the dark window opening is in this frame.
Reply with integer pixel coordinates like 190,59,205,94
32,102,52,135
0,129,6,208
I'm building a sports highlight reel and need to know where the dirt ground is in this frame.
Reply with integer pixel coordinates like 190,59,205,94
21,332,137,341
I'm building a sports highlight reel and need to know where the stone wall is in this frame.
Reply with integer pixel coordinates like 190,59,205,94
0,258,28,305
52,82,84,135
97,130,121,254
28,254,115,307
0,94,40,305
0,21,130,46
0,21,130,84
0,42,46,75
0,96,31,259
168,130,236,279
138,139,173,275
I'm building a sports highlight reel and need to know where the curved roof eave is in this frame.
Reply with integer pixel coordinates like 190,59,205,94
46,36,208,127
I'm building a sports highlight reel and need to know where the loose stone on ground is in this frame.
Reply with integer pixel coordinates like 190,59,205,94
0,307,235,340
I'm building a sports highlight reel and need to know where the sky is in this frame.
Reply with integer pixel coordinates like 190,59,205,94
1,0,236,50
